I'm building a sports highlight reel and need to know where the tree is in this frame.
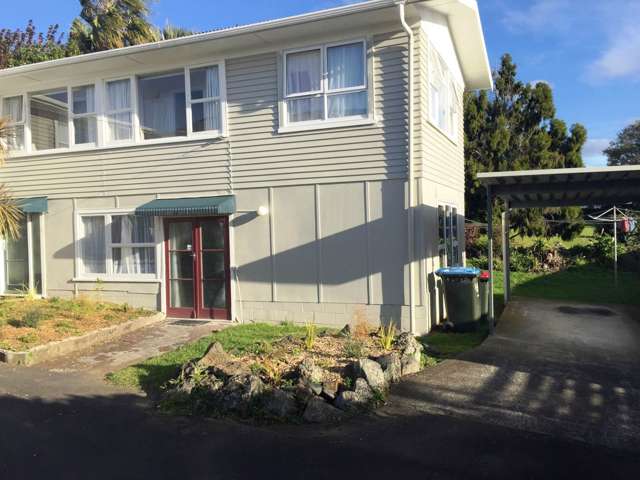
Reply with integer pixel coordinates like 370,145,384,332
464,54,588,237
0,21,67,69
605,120,640,166
68,0,157,54
156,24,197,41
0,119,24,239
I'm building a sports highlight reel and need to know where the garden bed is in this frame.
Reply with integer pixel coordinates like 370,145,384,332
0,296,159,364
109,321,429,423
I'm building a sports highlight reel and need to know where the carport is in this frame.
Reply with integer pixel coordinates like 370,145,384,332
477,165,640,332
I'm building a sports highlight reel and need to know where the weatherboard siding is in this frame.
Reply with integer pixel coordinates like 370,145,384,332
1,29,413,198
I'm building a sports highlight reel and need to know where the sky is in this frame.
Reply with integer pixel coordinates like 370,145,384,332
3,0,639,166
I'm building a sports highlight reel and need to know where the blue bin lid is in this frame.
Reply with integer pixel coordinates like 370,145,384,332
435,267,480,278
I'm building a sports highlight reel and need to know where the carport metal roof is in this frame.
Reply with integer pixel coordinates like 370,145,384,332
475,165,640,336
477,165,640,208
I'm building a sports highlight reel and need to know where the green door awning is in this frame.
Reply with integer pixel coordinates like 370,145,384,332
134,196,236,217
17,197,48,213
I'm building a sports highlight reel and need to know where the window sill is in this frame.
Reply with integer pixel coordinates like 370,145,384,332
7,132,227,159
278,118,377,134
72,277,162,284
427,119,458,146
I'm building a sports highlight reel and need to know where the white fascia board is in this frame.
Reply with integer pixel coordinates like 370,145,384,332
417,0,493,90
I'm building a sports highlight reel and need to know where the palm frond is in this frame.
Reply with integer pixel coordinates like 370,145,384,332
0,185,23,240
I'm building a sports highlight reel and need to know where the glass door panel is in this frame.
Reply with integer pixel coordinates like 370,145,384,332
5,218,29,293
198,218,228,319
167,221,195,314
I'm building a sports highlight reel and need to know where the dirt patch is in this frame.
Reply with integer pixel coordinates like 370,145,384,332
0,296,156,351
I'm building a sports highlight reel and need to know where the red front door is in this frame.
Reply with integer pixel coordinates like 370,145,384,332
165,217,230,319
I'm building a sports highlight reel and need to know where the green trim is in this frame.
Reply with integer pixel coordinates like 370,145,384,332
135,196,236,217
17,197,48,213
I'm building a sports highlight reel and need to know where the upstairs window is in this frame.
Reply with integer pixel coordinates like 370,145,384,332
188,65,222,134
138,71,186,140
72,85,97,145
30,88,69,151
284,40,368,125
429,46,459,141
1,95,25,150
105,79,134,143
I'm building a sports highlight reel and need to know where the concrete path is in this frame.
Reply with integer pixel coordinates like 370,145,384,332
0,301,639,478
389,298,640,451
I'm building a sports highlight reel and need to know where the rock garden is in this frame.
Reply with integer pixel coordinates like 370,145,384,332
160,321,427,423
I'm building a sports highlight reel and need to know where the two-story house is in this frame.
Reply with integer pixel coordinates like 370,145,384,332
0,0,491,334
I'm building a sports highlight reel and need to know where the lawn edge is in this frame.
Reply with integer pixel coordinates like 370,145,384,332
0,311,165,366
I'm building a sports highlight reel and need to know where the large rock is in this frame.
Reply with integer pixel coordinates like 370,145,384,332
334,378,373,412
175,362,224,395
197,342,250,378
396,333,424,376
298,357,324,384
302,397,345,423
264,389,298,418
218,373,265,412
376,352,401,383
321,379,340,401
355,358,387,390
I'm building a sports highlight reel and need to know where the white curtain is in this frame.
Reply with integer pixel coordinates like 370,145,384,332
112,216,155,274
287,96,323,123
287,50,321,94
327,43,364,90
81,217,106,274
142,95,176,138
2,96,23,122
203,66,220,131
106,80,132,141
327,92,367,119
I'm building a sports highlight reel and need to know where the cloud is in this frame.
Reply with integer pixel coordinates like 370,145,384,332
503,0,572,33
582,138,610,166
587,22,640,82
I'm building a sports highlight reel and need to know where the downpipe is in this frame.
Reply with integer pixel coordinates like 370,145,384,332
397,1,416,335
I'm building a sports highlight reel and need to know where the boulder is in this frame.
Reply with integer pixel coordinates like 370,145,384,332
175,362,224,395
218,373,265,412
321,379,340,401
396,332,424,376
197,342,250,378
298,357,324,385
302,397,345,423
355,358,387,390
334,378,373,412
376,352,401,383
294,380,315,405
264,389,298,418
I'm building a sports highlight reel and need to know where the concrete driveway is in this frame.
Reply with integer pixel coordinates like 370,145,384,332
389,297,640,451
0,299,639,479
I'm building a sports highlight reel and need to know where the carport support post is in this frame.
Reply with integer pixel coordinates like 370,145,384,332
502,201,511,304
486,186,495,334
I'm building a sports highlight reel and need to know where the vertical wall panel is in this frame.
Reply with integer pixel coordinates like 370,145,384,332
318,183,368,304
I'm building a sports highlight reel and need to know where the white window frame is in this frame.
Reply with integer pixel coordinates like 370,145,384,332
0,94,27,152
0,213,47,297
74,210,162,282
28,87,72,154
102,76,138,146
438,204,460,267
185,62,227,138
69,83,99,148
280,39,372,132
428,43,459,144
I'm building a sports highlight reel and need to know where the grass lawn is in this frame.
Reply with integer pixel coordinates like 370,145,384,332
493,265,640,305
107,322,310,394
0,296,153,351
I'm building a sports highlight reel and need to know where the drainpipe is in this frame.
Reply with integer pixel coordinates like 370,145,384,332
396,0,416,334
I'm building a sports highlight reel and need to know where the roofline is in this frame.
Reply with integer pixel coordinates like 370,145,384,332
0,0,401,79
477,165,640,182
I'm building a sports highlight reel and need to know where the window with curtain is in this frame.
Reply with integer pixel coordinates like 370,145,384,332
1,95,25,151
72,85,97,145
79,214,156,277
284,40,368,124
429,45,459,141
105,79,133,143
30,88,69,151
188,65,222,133
138,71,186,140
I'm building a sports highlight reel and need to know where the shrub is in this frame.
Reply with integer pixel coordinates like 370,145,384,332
8,308,48,328
378,323,396,351
304,321,317,350
343,339,365,358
